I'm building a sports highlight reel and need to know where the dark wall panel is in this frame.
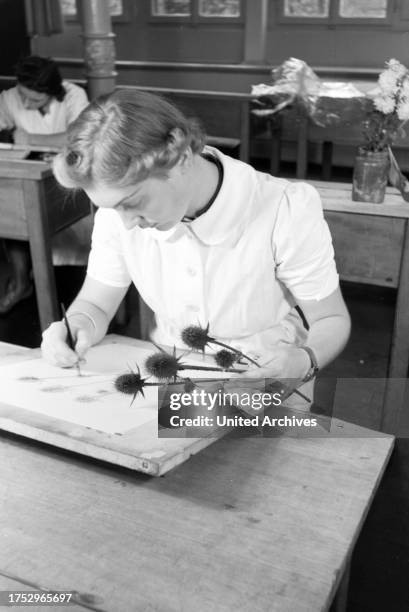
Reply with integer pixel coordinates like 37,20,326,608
35,10,244,65
266,27,409,69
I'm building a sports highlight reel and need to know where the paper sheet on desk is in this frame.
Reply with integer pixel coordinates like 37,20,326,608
0,343,227,435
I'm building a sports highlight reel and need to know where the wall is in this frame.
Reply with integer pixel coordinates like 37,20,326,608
32,0,409,91
3,0,409,169
34,1,246,89
266,2,409,69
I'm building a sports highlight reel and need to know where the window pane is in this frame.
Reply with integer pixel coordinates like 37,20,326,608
199,0,240,17
60,0,76,16
283,0,329,17
109,0,123,16
339,0,388,18
151,0,191,16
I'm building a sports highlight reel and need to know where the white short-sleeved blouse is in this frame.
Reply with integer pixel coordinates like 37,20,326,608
0,81,88,133
87,148,339,359
0,81,91,266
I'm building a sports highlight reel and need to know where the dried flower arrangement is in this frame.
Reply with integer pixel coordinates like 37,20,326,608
362,59,409,153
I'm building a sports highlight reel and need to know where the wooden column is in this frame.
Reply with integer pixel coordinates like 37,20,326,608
77,0,117,99
243,0,268,64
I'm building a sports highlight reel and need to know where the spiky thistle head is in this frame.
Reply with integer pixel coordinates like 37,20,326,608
114,364,147,405
145,347,183,381
214,349,237,370
181,323,211,350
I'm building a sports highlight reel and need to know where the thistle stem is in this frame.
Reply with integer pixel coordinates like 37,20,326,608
178,364,245,374
293,388,311,403
207,337,261,368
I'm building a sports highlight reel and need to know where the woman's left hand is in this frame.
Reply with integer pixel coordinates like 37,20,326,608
242,346,310,382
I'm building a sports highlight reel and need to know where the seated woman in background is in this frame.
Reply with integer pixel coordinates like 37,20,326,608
0,55,90,313
41,90,351,406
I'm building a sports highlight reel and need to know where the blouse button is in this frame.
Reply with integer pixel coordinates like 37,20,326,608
186,267,197,277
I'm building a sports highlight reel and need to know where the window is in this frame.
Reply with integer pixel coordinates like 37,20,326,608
283,0,329,18
198,0,240,17
338,0,387,18
280,0,391,23
60,0,77,16
151,0,190,16
151,0,242,21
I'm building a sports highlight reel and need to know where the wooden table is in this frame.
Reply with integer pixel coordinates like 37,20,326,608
0,341,394,612
0,158,90,330
310,181,409,435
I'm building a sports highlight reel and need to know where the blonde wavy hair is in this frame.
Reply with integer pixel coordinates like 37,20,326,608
53,89,206,190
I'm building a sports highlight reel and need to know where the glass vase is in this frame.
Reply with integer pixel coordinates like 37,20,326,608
352,148,390,204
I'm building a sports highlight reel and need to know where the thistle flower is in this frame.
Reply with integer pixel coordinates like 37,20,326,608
214,349,237,370
145,349,181,381
181,324,260,368
181,324,211,351
114,364,157,406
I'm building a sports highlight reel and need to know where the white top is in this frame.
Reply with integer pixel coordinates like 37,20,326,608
0,80,91,266
0,81,88,133
87,148,339,359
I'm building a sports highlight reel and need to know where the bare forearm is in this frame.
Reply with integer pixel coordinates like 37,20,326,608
306,312,351,370
67,299,110,346
297,287,352,374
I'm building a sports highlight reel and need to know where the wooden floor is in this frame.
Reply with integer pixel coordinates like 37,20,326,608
0,162,408,611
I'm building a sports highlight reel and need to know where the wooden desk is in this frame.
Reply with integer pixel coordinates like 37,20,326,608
310,181,409,435
0,341,394,612
0,159,90,330
294,112,409,180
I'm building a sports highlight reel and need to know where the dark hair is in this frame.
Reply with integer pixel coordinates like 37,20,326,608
53,89,206,189
15,56,65,102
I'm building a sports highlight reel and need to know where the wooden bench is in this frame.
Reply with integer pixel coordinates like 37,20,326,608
120,85,255,163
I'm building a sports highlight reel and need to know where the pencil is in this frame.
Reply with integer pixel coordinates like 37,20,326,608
61,302,82,376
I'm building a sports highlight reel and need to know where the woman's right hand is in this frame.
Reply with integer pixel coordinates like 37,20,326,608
41,320,93,368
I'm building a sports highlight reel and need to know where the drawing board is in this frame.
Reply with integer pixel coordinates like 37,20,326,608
0,345,160,435
0,336,232,475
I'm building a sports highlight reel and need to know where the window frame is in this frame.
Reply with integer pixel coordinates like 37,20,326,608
277,0,393,27
149,0,244,25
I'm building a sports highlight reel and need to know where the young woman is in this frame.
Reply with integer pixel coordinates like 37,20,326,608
41,89,350,401
0,56,89,313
